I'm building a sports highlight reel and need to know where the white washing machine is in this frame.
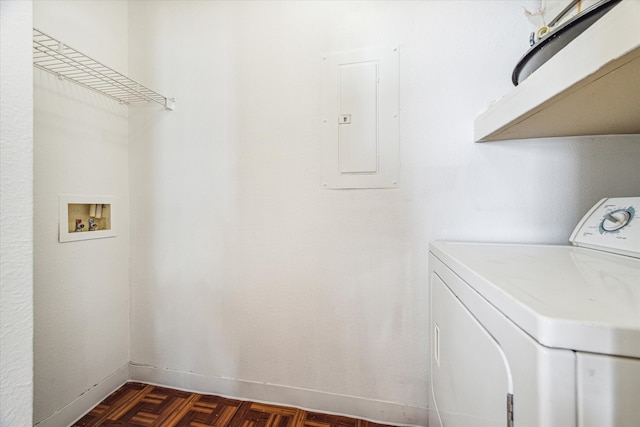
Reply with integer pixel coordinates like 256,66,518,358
428,197,640,427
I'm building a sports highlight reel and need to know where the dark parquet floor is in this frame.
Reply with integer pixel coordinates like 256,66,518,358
73,382,397,427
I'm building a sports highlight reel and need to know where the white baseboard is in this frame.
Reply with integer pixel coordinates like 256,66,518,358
34,363,129,427
129,364,427,426
34,363,427,427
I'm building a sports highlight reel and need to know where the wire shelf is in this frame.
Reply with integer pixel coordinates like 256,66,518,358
33,28,174,110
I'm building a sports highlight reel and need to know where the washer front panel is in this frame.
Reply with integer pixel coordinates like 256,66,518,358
430,274,511,427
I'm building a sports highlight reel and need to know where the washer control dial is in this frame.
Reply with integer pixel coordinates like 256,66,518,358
600,208,634,233
570,197,640,258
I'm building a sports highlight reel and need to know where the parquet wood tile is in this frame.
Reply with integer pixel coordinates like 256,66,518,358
72,383,398,427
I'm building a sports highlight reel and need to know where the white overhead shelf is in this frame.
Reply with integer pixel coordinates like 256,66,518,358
474,0,640,142
33,28,175,110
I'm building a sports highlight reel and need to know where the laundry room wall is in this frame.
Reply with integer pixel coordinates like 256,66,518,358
27,0,640,425
123,0,627,423
33,2,130,425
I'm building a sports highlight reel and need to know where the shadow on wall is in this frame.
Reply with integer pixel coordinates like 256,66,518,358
434,134,640,244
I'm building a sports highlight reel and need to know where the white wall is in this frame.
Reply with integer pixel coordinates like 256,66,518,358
33,2,131,425
0,1,33,426
24,0,640,426
127,0,640,424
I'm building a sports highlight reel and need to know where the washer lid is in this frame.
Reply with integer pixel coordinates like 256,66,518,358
430,242,640,358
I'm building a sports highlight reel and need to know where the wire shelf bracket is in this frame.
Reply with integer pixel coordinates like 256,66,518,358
33,28,175,111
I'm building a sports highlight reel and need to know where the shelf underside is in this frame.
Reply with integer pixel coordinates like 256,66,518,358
478,48,640,141
474,0,640,142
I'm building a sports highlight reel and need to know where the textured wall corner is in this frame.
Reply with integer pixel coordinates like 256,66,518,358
0,1,34,426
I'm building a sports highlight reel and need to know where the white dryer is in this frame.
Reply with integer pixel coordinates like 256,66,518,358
428,197,640,427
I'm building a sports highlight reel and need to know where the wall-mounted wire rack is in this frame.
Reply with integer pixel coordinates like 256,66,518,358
33,28,175,110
